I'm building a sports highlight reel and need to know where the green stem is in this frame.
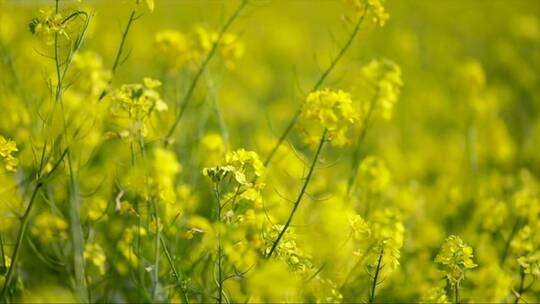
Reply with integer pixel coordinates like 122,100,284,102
66,151,89,302
368,247,384,304
213,183,224,304
151,199,161,301
454,283,459,304
266,129,328,258
0,144,68,302
160,236,189,303
0,182,43,300
164,0,249,146
346,93,377,195
263,9,367,167
500,218,520,267
513,269,525,304
54,7,91,299
99,10,137,101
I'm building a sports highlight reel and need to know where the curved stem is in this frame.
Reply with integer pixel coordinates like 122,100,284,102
263,9,367,167
111,10,136,76
346,93,377,195
213,183,224,304
160,236,189,303
151,199,161,301
0,145,68,301
0,182,42,300
164,0,249,146
501,218,521,267
99,10,137,101
454,283,460,304
368,247,384,304
266,129,328,259
513,269,526,304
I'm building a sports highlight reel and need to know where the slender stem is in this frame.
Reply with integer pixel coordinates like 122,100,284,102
346,93,377,195
54,7,91,299
160,236,189,303
263,108,302,167
111,11,136,75
368,247,384,304
164,0,249,146
513,269,526,304
99,10,137,101
0,182,43,300
501,218,520,266
263,10,367,167
66,150,89,302
151,199,161,301
213,183,224,304
0,145,68,301
266,129,328,259
0,234,5,270
454,283,460,304
339,242,375,295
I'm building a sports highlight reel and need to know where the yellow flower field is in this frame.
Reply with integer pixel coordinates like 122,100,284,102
0,0,539,302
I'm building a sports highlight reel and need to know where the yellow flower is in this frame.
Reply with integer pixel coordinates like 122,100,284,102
155,30,192,70
193,25,244,69
348,213,371,240
84,243,106,275
72,51,112,98
110,77,167,140
344,0,389,27
302,89,359,146
203,149,264,186
200,133,226,166
455,60,486,97
31,212,69,243
357,156,392,194
153,147,182,189
29,9,71,45
361,59,403,120
435,235,477,286
0,135,18,172
225,149,265,179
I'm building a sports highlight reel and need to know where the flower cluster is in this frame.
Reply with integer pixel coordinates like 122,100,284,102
512,223,540,275
29,9,71,44
121,147,183,225
109,77,167,140
263,224,312,272
421,286,449,304
435,235,477,286
0,136,18,172
365,209,404,271
31,212,69,243
344,0,389,27
71,51,112,98
154,30,192,70
455,60,486,97
200,132,226,167
84,243,106,275
193,26,244,70
348,213,371,241
155,26,244,71
116,225,148,274
361,58,403,120
0,254,11,287
301,89,359,146
357,156,392,194
203,149,264,187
